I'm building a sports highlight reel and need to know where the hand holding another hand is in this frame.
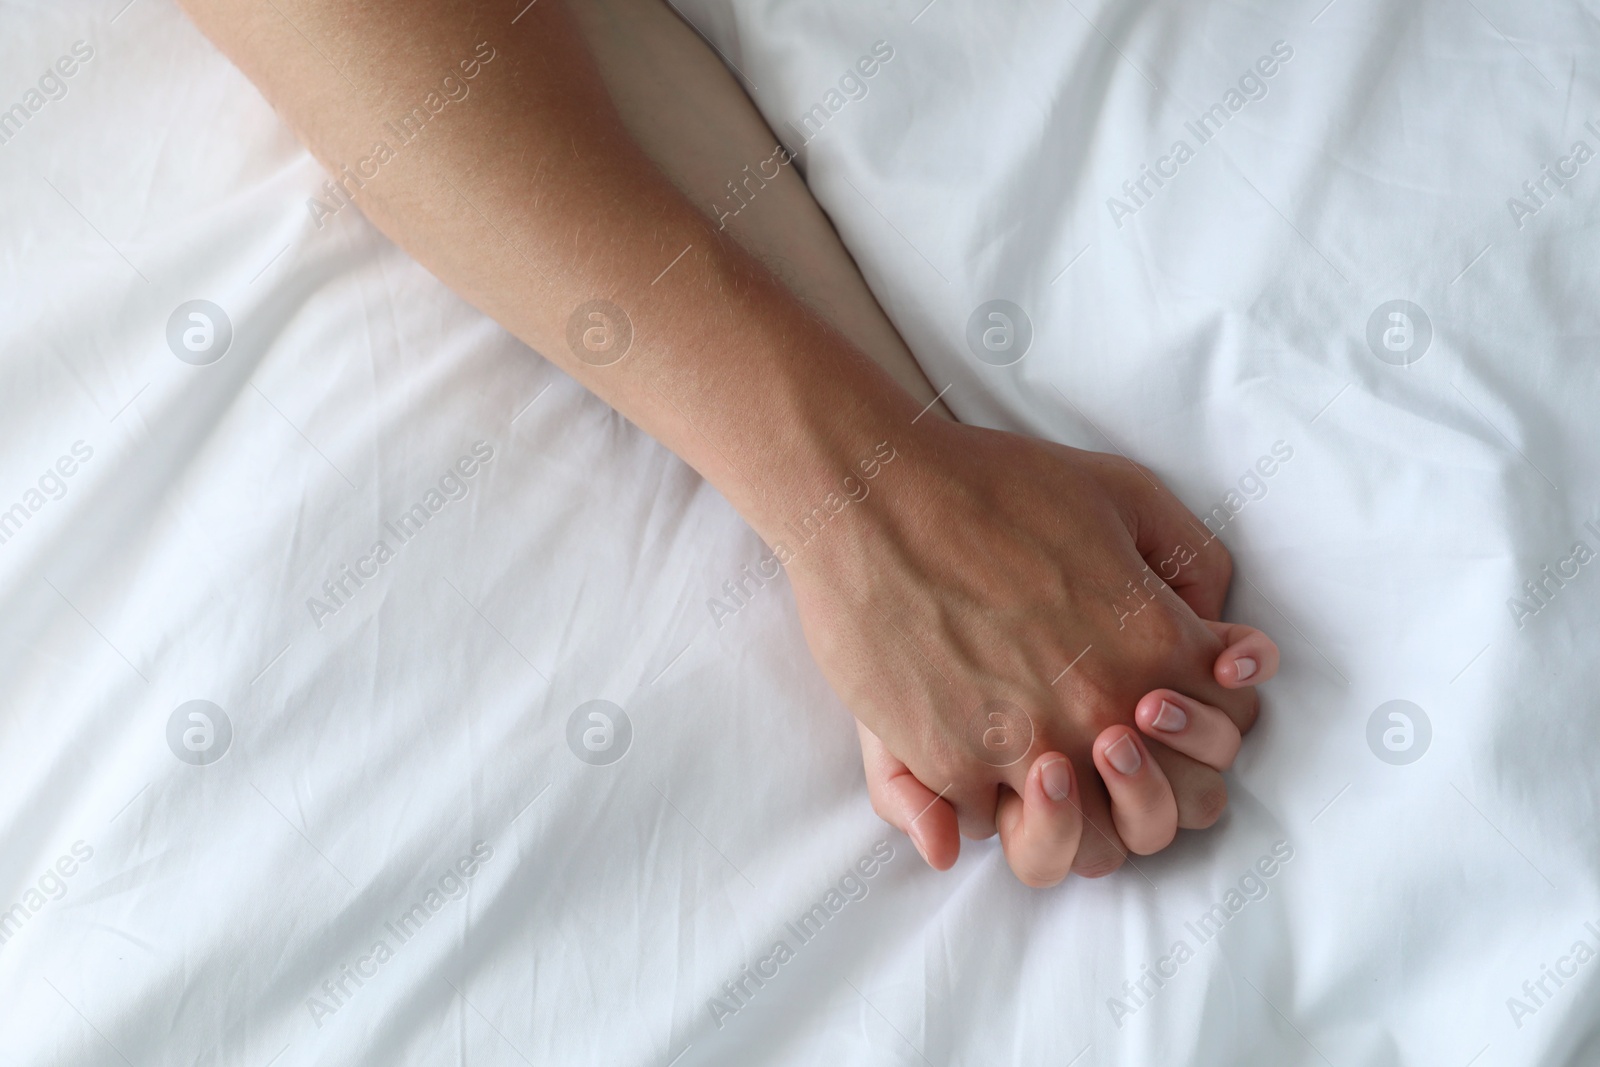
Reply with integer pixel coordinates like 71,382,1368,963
773,418,1278,886
860,618,1278,886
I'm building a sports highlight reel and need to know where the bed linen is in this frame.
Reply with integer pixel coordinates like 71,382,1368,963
2,0,1598,1064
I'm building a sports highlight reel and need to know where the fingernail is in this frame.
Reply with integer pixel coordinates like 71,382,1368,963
1105,735,1142,776
1151,700,1188,733
1040,757,1072,803
1234,656,1258,682
909,828,931,866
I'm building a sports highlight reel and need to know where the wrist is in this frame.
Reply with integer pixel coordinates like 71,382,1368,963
743,431,908,563
739,396,972,590
706,329,929,546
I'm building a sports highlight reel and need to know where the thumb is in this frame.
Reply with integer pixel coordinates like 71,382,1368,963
856,719,960,870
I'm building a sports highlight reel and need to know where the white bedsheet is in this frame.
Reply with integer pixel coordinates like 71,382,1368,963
3,0,1599,1064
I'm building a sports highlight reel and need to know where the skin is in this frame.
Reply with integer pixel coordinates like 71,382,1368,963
177,0,1277,884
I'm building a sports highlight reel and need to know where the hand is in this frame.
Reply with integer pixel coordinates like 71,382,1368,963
858,622,1280,885
781,417,1265,878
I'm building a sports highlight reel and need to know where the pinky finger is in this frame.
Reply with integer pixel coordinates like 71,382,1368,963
855,720,960,870
1202,621,1281,688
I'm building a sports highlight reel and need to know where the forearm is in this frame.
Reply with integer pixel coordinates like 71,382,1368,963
180,0,923,538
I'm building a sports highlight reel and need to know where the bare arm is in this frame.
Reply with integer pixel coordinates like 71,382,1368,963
181,0,1271,883
182,0,912,535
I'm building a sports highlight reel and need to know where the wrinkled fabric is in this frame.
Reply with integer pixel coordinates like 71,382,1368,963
1,0,1597,1064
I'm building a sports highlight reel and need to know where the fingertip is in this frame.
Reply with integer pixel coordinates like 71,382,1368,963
909,800,960,871
1033,753,1074,807
1216,632,1280,688
1001,754,1084,889
1135,691,1188,735
1136,692,1242,772
1094,727,1177,855
907,823,931,866
1215,651,1251,688
1254,636,1281,682
1094,726,1147,779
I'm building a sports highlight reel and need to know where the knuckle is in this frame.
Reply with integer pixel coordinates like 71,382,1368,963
1074,848,1127,880
925,751,969,792
1138,602,1190,651
1127,828,1177,856
1122,790,1176,824
1014,861,1068,889
1201,534,1233,574
1190,780,1229,827
960,819,998,844
1226,688,1260,733
1065,658,1127,733
1128,459,1160,486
